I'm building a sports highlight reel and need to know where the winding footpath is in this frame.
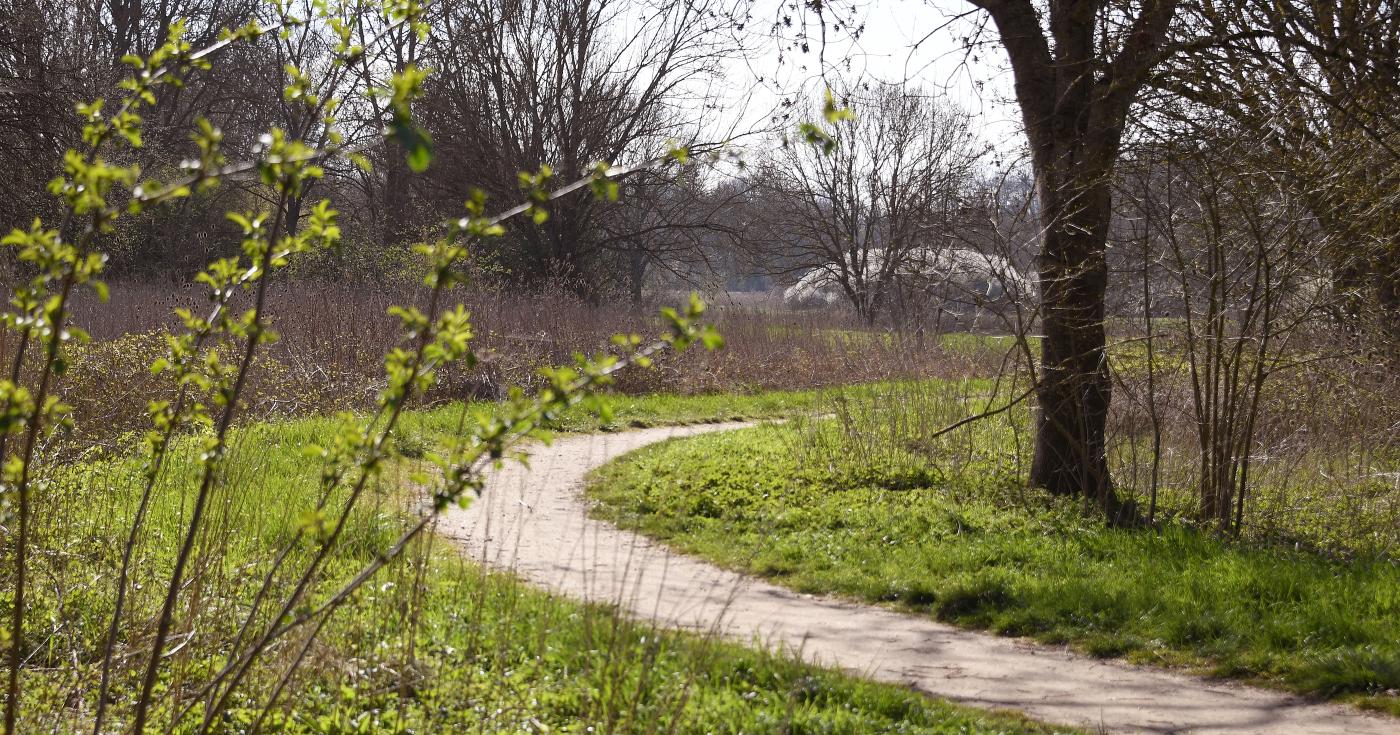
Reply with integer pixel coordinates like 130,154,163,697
439,422,1398,735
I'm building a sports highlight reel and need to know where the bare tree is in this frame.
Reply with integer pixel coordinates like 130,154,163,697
1162,0,1400,347
1118,119,1326,531
0,0,290,271
754,81,982,323
596,166,750,300
412,0,731,292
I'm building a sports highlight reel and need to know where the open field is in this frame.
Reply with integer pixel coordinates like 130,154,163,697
43,282,997,456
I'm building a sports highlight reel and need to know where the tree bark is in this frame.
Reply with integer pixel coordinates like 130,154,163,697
970,0,1177,523
383,139,411,245
1030,159,1122,516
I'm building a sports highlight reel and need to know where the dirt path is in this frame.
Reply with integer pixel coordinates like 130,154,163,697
439,423,1396,735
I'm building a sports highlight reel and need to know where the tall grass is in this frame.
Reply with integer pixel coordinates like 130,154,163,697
43,279,987,457
779,333,1400,557
1104,335,1400,555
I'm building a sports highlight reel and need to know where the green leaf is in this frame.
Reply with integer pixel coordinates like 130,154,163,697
391,119,433,172
822,89,854,124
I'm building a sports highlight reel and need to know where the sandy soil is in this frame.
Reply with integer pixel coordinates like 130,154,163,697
439,422,1398,734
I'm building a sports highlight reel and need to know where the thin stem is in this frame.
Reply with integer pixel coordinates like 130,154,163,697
196,284,445,731
130,191,289,734
5,214,97,734
92,285,242,734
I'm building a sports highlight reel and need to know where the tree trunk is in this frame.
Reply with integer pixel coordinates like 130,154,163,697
970,0,1175,524
627,246,647,303
382,140,411,245
1029,161,1129,521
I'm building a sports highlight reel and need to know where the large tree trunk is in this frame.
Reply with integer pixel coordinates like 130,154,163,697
1029,164,1121,518
968,0,1175,524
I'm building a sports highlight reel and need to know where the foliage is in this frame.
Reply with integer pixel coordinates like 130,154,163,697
0,6,729,731
0,6,1050,731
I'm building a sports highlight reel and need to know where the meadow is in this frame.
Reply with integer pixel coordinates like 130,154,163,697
10,290,1086,733
587,354,1400,714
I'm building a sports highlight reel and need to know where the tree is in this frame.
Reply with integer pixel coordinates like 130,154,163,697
1161,0,1400,347
411,0,730,292
966,0,1179,520
1116,118,1325,530
0,0,299,273
596,167,750,301
754,81,982,323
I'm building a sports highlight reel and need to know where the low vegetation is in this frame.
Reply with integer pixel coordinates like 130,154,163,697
5,375,1075,728
16,387,1076,732
53,287,984,457
587,380,1400,714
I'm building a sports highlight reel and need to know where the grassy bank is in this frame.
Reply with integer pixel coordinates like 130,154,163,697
12,394,1073,732
586,406,1400,715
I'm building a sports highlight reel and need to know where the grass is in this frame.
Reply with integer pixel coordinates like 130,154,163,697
586,418,1400,715
758,324,1032,356
53,284,992,456
403,384,837,438
13,393,1075,732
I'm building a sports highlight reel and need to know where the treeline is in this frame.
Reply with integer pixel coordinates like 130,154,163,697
0,0,749,295
2,0,1397,341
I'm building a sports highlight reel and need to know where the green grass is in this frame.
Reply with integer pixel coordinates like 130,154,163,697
402,383,846,439
587,422,1400,715
756,325,1032,357
939,332,1035,356
13,397,1073,733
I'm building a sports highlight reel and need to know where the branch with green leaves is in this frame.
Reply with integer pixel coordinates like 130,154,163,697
0,3,722,731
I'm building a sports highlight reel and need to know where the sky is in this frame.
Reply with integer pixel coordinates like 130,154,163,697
704,0,1024,161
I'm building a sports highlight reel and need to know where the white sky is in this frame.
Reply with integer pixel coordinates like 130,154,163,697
705,0,1025,161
